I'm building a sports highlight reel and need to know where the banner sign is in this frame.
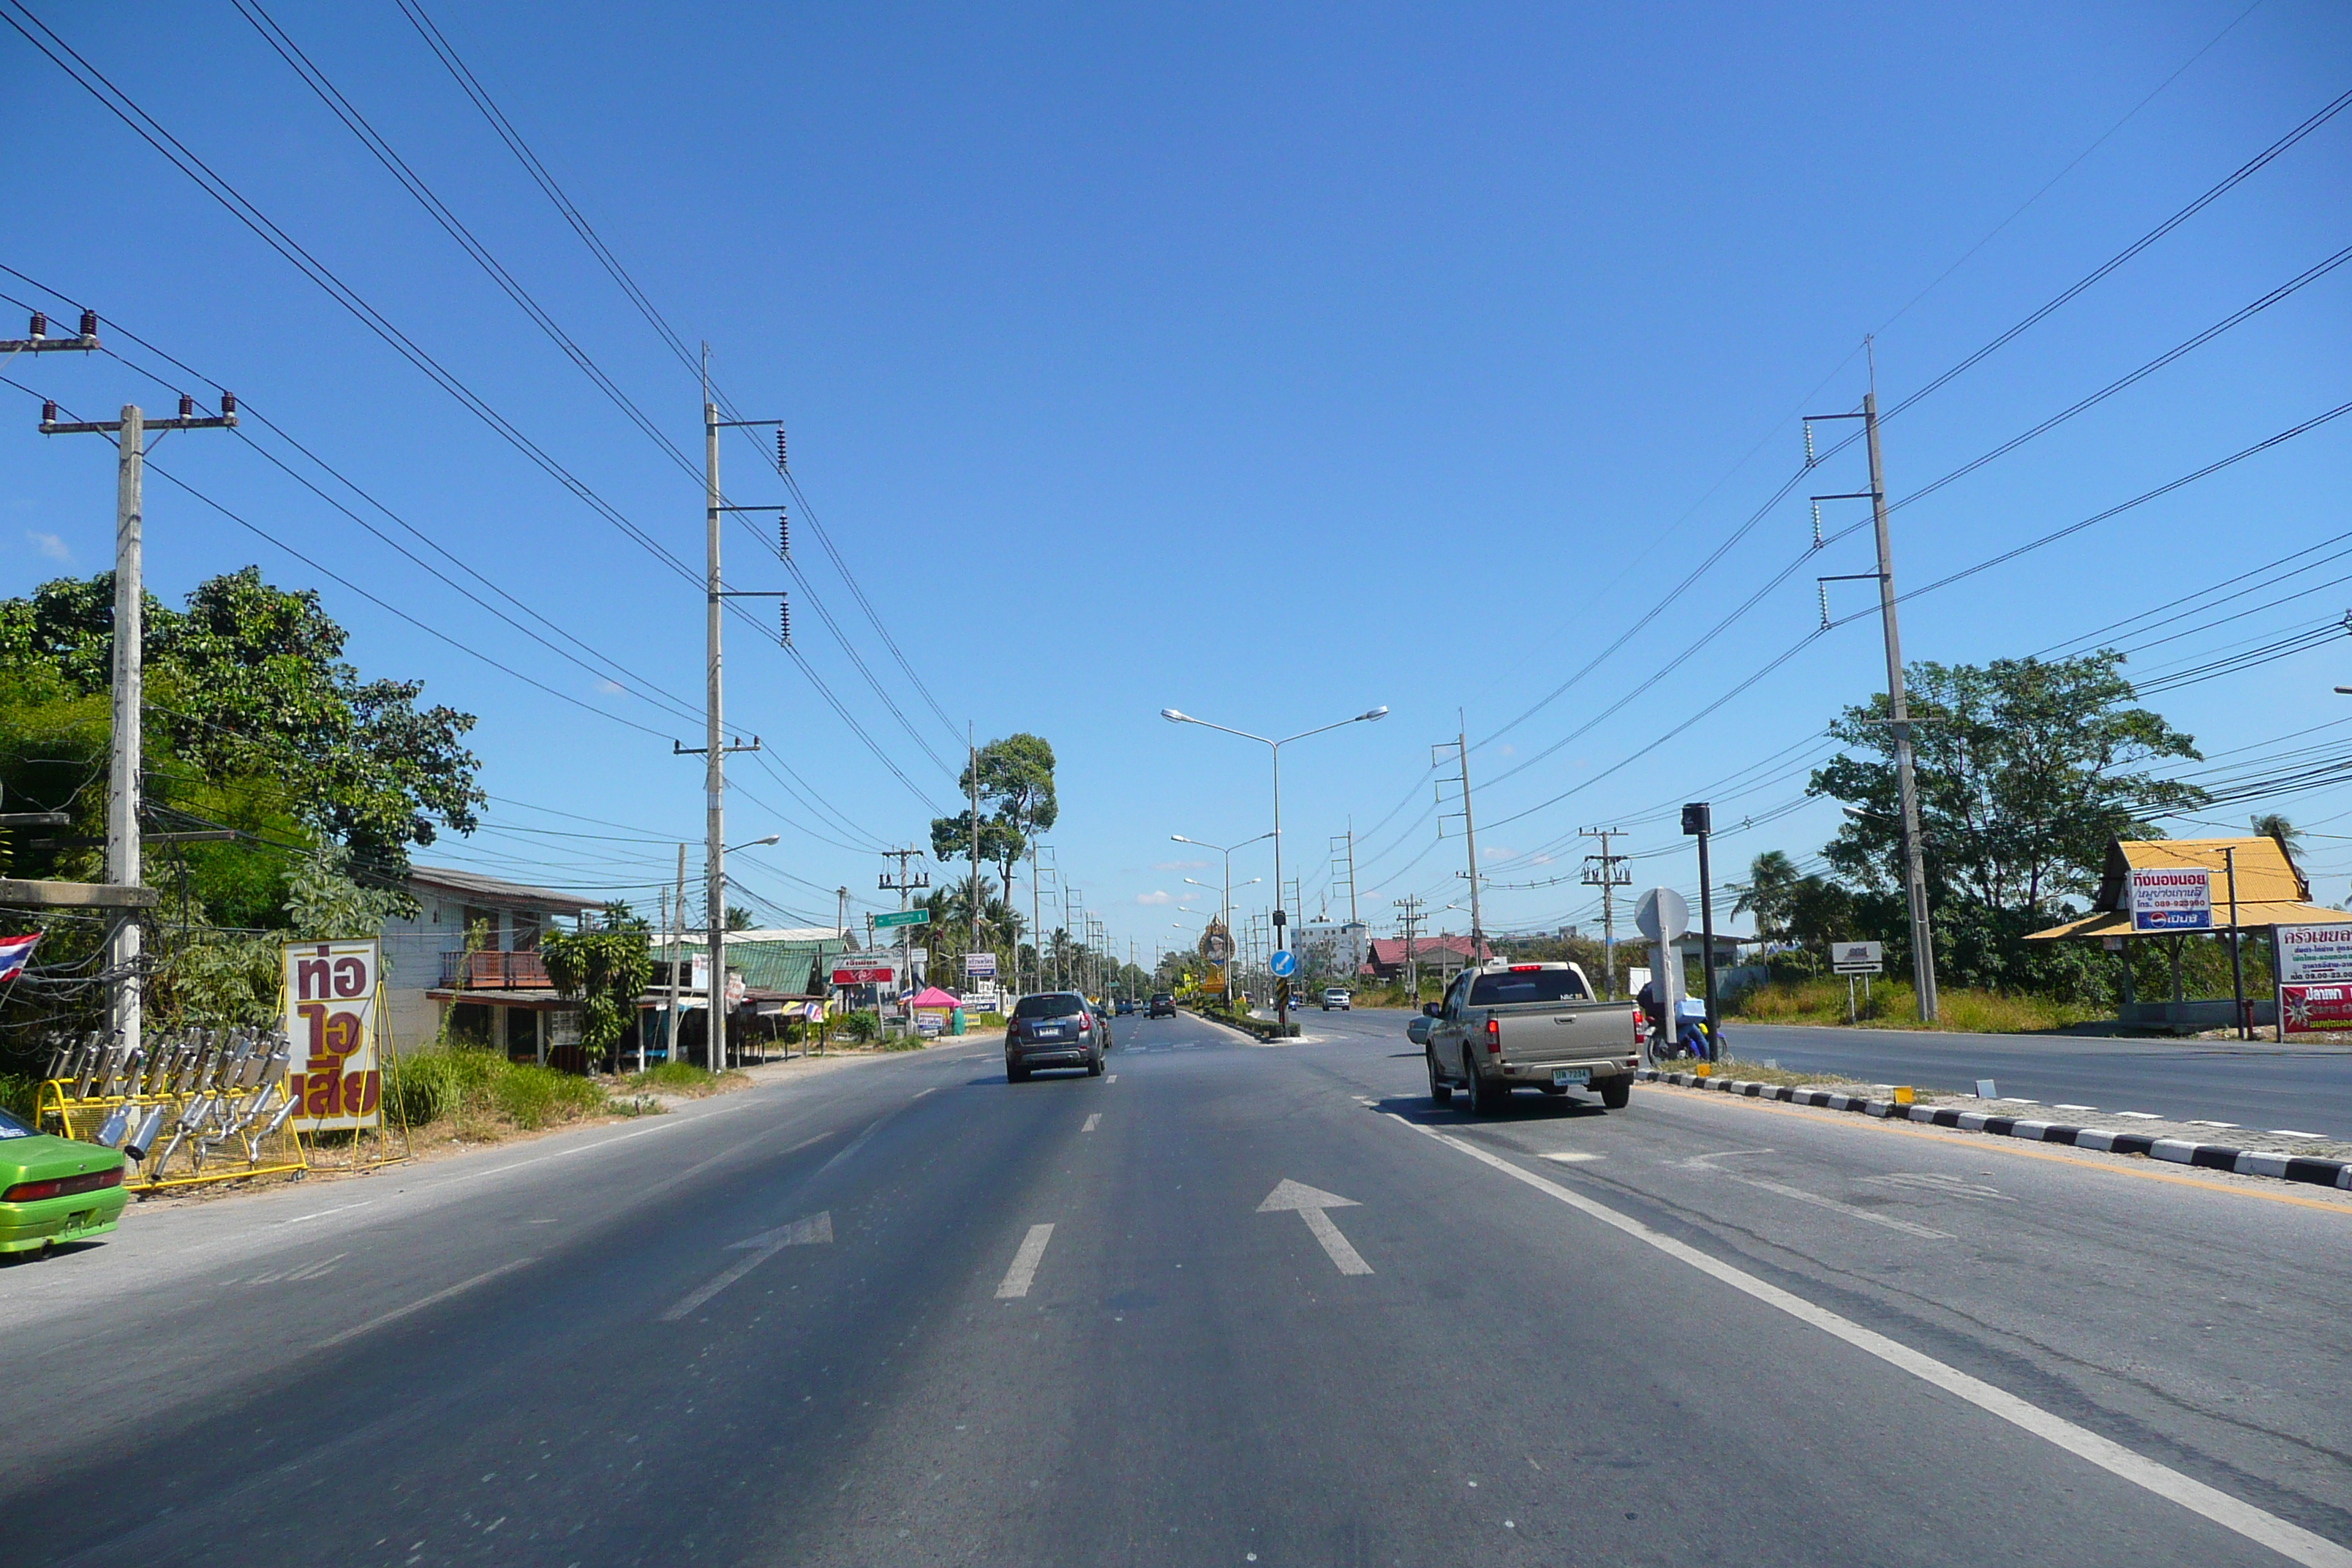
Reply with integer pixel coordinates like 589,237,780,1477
1831,941,1883,975
2128,867,2212,932
281,938,382,1132
964,951,998,977
2280,983,2352,1034
2275,924,2352,984
832,965,896,986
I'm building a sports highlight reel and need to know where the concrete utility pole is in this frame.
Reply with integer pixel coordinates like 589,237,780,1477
39,374,235,1069
1394,894,1425,1003
878,848,928,1030
668,845,687,1066
1580,826,1629,998
1436,720,1484,963
676,352,781,1068
968,726,982,992
1809,368,1937,1023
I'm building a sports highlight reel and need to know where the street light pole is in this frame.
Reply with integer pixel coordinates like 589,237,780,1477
1163,706,1387,1031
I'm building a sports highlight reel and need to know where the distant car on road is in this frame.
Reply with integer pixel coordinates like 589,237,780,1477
1115,998,1136,1016
0,1105,127,1256
1321,987,1352,1011
1005,991,1106,1081
1147,993,1176,1018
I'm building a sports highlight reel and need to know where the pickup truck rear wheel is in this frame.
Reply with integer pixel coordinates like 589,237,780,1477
1599,1079,1632,1109
1426,1049,1453,1106
1466,1049,1510,1115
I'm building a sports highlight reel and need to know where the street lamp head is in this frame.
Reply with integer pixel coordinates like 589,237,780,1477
1161,709,1188,723
1170,834,1192,844
753,834,780,847
1360,706,1390,723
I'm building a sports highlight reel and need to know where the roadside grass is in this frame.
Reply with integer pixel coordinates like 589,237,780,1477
617,1061,742,1097
1732,978,2104,1034
391,1046,607,1136
1700,1056,1865,1090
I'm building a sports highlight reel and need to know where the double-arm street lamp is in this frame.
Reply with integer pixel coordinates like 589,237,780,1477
1161,706,1388,1030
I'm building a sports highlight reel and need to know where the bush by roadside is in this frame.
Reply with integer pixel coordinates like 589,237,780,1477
617,1061,743,1097
1731,977,2103,1034
391,1047,606,1135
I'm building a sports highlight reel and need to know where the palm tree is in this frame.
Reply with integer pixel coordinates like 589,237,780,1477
2252,813,2308,898
1732,851,1803,943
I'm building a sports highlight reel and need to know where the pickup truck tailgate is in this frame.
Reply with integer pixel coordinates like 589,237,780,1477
1493,1001,1637,1066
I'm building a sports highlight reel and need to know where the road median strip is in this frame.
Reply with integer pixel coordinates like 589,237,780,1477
1639,1070,2352,1193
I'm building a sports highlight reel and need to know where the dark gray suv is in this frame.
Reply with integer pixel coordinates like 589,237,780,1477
1005,992,1105,1082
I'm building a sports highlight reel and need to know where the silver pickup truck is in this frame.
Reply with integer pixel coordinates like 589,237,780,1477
1407,961,1640,1113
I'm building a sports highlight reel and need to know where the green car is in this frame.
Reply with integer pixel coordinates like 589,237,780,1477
0,1106,128,1256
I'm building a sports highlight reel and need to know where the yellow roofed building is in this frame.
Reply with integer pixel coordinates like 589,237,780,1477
2028,837,2348,1033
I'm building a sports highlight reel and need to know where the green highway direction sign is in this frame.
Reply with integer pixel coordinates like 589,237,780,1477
873,908,930,930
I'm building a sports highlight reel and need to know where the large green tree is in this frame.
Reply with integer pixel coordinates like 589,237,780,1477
1810,652,2204,916
930,734,1057,899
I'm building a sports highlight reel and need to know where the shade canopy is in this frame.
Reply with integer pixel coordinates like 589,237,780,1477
2027,837,2351,940
908,986,963,1009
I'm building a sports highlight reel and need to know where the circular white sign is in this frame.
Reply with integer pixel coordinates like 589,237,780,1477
1635,886,1689,943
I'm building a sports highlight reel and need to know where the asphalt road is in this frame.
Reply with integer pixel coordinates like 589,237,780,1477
1730,1021,2352,1141
3,1009,2346,1567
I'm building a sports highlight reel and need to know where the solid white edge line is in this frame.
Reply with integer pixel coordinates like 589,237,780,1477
315,1256,535,1349
995,1223,1055,1299
1384,1114,2351,1568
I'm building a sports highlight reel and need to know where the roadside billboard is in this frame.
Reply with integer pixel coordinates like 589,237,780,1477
2274,924,2352,984
2280,984,2352,1034
2128,867,2212,932
282,938,382,1133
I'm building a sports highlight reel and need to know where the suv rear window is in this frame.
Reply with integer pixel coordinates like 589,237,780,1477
1014,994,1084,1019
1469,968,1590,1006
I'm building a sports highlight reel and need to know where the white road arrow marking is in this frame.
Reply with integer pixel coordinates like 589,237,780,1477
1257,1180,1373,1275
661,1211,833,1321
996,1224,1055,1298
1083,1113,1101,1132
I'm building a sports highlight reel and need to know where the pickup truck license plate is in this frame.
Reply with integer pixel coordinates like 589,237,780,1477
1553,1067,1589,1087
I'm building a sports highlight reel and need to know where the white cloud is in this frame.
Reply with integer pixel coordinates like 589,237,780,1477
1153,859,1209,871
1482,845,1515,860
1497,743,1515,757
25,530,69,563
1134,890,1176,905
1529,854,1553,866
596,679,626,694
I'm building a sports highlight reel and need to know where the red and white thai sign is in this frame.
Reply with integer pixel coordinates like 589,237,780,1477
832,965,895,986
2279,983,2352,1035
281,938,382,1131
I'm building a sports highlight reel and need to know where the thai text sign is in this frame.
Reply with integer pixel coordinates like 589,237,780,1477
1831,941,1883,975
2275,924,2352,984
281,938,382,1132
2128,867,2212,932
964,951,998,977
832,965,896,986
2280,983,2352,1034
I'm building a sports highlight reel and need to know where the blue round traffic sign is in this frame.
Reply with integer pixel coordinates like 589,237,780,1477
1270,949,1298,978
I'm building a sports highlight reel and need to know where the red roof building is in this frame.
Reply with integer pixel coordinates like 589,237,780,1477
1362,933,1490,979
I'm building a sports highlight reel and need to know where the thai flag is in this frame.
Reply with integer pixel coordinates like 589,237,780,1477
0,932,37,984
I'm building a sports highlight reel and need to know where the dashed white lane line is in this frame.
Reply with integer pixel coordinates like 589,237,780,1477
1107,1074,1117,1083
1540,1152,1602,1164
317,1256,536,1349
818,1117,886,1176
1390,1114,2352,1568
995,1224,1055,1299
1083,1114,1101,1133
913,1086,939,1098
278,1202,371,1226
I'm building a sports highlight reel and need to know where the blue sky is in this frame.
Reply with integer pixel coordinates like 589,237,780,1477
4,1,2348,961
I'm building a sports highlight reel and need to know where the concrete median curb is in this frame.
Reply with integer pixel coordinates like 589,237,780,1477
1638,1068,2352,1193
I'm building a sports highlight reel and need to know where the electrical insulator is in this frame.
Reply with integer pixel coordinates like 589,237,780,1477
78,310,97,339
178,394,195,418
775,429,787,471
1817,582,1831,630
778,509,789,557
41,399,57,424
220,392,236,416
1802,420,1816,467
1810,501,1823,549
27,312,45,339
779,598,791,644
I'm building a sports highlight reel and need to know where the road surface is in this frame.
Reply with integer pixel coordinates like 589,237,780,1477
3,1008,2345,1566
1730,1020,2352,1141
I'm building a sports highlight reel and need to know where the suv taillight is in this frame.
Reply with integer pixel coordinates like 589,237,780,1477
1485,1017,1501,1055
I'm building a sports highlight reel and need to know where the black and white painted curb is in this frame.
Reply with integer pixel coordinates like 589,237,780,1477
1639,1068,2352,1193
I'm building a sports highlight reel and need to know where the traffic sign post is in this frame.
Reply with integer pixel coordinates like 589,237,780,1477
1832,939,1884,1022
1634,888,1689,1058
